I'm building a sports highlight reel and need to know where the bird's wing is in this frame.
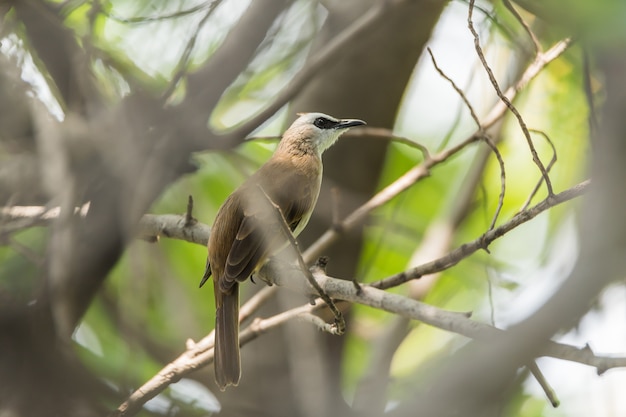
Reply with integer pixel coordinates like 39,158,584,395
220,187,280,292
199,258,212,288
220,165,316,291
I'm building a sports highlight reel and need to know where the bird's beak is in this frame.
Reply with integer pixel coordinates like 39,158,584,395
336,119,366,129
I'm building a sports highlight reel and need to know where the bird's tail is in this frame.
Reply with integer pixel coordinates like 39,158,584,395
214,284,241,390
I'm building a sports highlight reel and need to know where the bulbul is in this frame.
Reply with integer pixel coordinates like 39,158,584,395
200,112,366,390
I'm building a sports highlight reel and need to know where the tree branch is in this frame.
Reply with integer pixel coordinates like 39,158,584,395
112,242,626,416
372,180,590,290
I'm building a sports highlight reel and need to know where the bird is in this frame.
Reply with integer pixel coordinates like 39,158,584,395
200,112,366,390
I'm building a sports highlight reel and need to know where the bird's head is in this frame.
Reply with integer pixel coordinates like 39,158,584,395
278,112,366,156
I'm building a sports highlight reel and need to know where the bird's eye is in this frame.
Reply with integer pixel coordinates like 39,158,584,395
314,117,338,130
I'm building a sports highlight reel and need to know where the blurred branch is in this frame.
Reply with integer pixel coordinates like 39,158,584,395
162,1,223,100
103,1,215,24
13,0,96,111
216,0,394,146
344,127,430,158
503,0,541,54
181,0,290,123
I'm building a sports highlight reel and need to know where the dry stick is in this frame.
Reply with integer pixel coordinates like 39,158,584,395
519,129,558,212
502,0,541,54
427,47,506,231
344,126,431,159
184,195,196,226
105,1,214,24
0,204,90,239
162,2,221,100
527,360,560,407
482,39,570,129
468,0,554,197
482,136,507,231
427,47,482,126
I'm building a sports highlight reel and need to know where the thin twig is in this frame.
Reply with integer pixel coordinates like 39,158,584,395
303,132,484,263
427,47,481,128
104,1,217,25
344,126,431,160
482,39,571,129
426,47,506,231
162,2,222,100
528,361,560,407
184,195,195,227
468,0,554,196
502,0,541,54
482,135,506,231
519,129,558,212
371,180,590,290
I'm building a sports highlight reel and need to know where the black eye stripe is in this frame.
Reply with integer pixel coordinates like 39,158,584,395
314,117,339,129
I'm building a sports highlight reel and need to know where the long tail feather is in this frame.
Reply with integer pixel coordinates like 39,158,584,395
214,284,241,390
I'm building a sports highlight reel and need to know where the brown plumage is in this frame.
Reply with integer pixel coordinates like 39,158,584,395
200,113,365,390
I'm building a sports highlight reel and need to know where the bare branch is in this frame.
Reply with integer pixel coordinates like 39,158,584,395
344,127,431,159
303,35,571,263
425,46,506,231
372,180,590,289
502,0,542,54
113,247,626,416
468,0,554,196
162,1,223,100
519,129,558,211
427,47,481,128
482,136,506,231
103,1,216,25
527,361,560,408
